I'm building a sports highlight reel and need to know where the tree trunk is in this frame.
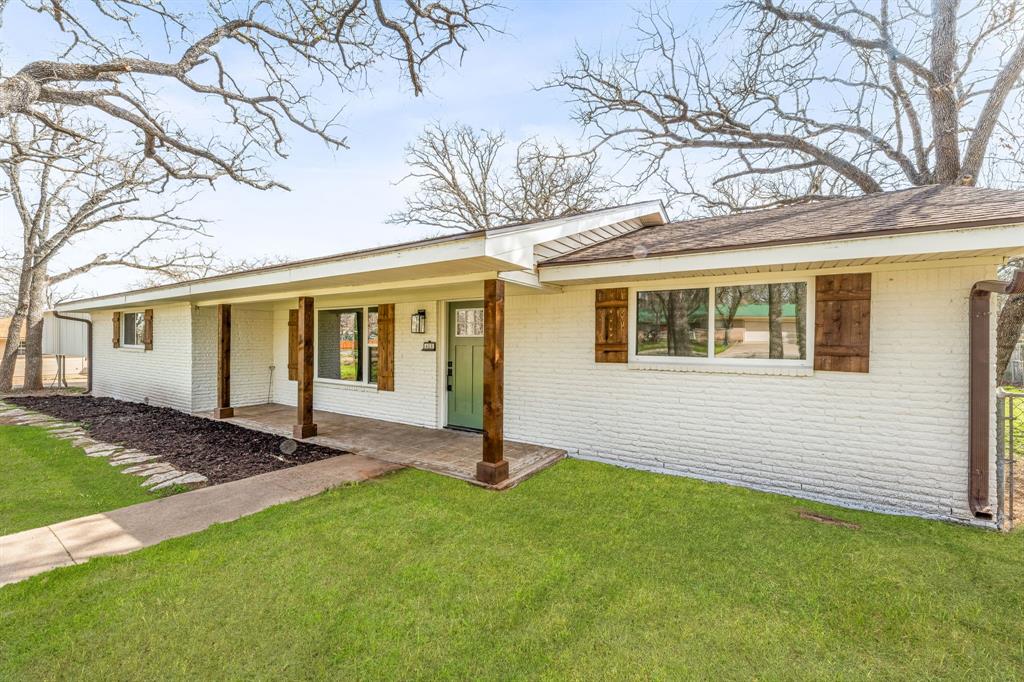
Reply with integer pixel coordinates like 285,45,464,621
929,0,963,184
722,291,741,347
795,283,807,359
665,294,678,355
22,271,48,390
997,294,1024,383
677,293,693,356
0,264,33,392
768,284,783,359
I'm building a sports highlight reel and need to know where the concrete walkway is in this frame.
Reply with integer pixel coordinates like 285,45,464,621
0,454,401,586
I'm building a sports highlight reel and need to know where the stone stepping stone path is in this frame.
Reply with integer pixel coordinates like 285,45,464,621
0,400,208,492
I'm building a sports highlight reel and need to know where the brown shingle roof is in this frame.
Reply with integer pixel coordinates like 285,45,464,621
543,185,1024,265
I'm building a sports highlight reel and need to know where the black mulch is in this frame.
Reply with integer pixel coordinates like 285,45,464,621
7,395,347,485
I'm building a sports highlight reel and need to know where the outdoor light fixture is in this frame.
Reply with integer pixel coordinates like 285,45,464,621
411,309,427,334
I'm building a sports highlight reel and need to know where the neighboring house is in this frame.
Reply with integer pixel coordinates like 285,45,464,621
56,185,1024,525
0,316,27,358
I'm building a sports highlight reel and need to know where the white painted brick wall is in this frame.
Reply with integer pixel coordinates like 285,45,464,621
191,306,216,412
190,306,276,413
270,300,438,427
503,262,998,523
231,308,275,408
91,303,195,412
86,261,1001,522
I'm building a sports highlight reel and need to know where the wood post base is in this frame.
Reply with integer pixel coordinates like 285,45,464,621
476,459,509,485
293,423,317,439
213,407,234,419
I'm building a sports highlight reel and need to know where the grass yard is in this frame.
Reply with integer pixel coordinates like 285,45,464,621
1,460,1022,680
0,425,169,535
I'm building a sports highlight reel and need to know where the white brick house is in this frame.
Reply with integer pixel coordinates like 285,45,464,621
60,186,1024,525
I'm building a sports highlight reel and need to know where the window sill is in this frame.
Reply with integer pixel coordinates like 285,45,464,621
118,346,146,352
313,378,379,391
627,361,813,377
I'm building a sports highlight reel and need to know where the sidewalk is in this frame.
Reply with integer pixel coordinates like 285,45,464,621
0,454,401,586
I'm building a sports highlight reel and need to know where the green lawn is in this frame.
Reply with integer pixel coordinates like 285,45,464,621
0,425,169,535
1,460,1022,680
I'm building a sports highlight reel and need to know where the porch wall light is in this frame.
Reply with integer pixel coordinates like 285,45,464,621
411,309,427,334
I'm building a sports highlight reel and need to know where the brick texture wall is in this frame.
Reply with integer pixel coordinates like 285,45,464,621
189,305,274,413
91,303,196,412
191,306,216,412
86,260,1000,522
270,300,439,427
503,262,999,523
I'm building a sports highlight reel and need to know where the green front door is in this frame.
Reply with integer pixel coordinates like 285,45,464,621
447,300,485,431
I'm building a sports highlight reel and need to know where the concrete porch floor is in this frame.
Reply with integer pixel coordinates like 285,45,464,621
223,403,565,489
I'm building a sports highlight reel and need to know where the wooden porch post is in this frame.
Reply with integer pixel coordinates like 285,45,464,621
477,279,508,484
213,304,234,419
294,296,317,439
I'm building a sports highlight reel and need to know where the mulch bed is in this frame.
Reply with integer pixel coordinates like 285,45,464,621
7,395,347,485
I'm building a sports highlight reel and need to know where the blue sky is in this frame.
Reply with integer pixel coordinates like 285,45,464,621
0,1,724,296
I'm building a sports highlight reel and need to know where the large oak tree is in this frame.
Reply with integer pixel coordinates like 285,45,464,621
0,0,493,388
552,0,1024,374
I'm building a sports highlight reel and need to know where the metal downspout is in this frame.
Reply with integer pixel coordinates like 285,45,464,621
52,311,93,394
969,271,1024,518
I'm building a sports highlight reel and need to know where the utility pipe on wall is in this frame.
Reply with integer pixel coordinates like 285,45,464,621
52,311,93,394
968,271,1024,518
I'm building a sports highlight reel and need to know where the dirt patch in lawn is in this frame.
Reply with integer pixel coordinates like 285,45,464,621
7,395,346,485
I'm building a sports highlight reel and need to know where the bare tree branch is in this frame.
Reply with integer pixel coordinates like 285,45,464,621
550,1,1024,373
0,0,496,190
388,122,618,232
0,110,211,390
549,1,1024,211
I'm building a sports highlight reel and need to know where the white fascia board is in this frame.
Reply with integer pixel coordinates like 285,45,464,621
538,223,1024,283
58,235,490,312
497,269,563,293
483,201,668,269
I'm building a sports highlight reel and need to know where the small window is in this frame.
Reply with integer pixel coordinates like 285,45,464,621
16,341,26,356
317,306,379,384
122,312,146,348
636,288,709,357
455,308,484,337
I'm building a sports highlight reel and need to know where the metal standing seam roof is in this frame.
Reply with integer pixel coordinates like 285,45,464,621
542,185,1024,266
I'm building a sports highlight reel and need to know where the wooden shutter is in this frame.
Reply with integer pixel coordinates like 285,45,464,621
595,288,629,363
112,312,121,348
377,303,395,391
143,308,154,350
287,309,298,381
814,273,871,373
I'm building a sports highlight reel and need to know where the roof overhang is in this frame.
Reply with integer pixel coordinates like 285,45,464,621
538,223,1024,284
57,201,667,312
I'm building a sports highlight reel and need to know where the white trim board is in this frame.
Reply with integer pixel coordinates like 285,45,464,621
538,224,1024,284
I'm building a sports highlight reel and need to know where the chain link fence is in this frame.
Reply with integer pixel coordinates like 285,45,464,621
996,390,1023,530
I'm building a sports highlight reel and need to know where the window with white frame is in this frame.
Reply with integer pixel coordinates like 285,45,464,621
635,281,809,363
121,312,146,348
316,306,379,383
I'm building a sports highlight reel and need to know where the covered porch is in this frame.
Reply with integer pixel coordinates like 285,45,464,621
223,403,565,488
207,273,535,487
